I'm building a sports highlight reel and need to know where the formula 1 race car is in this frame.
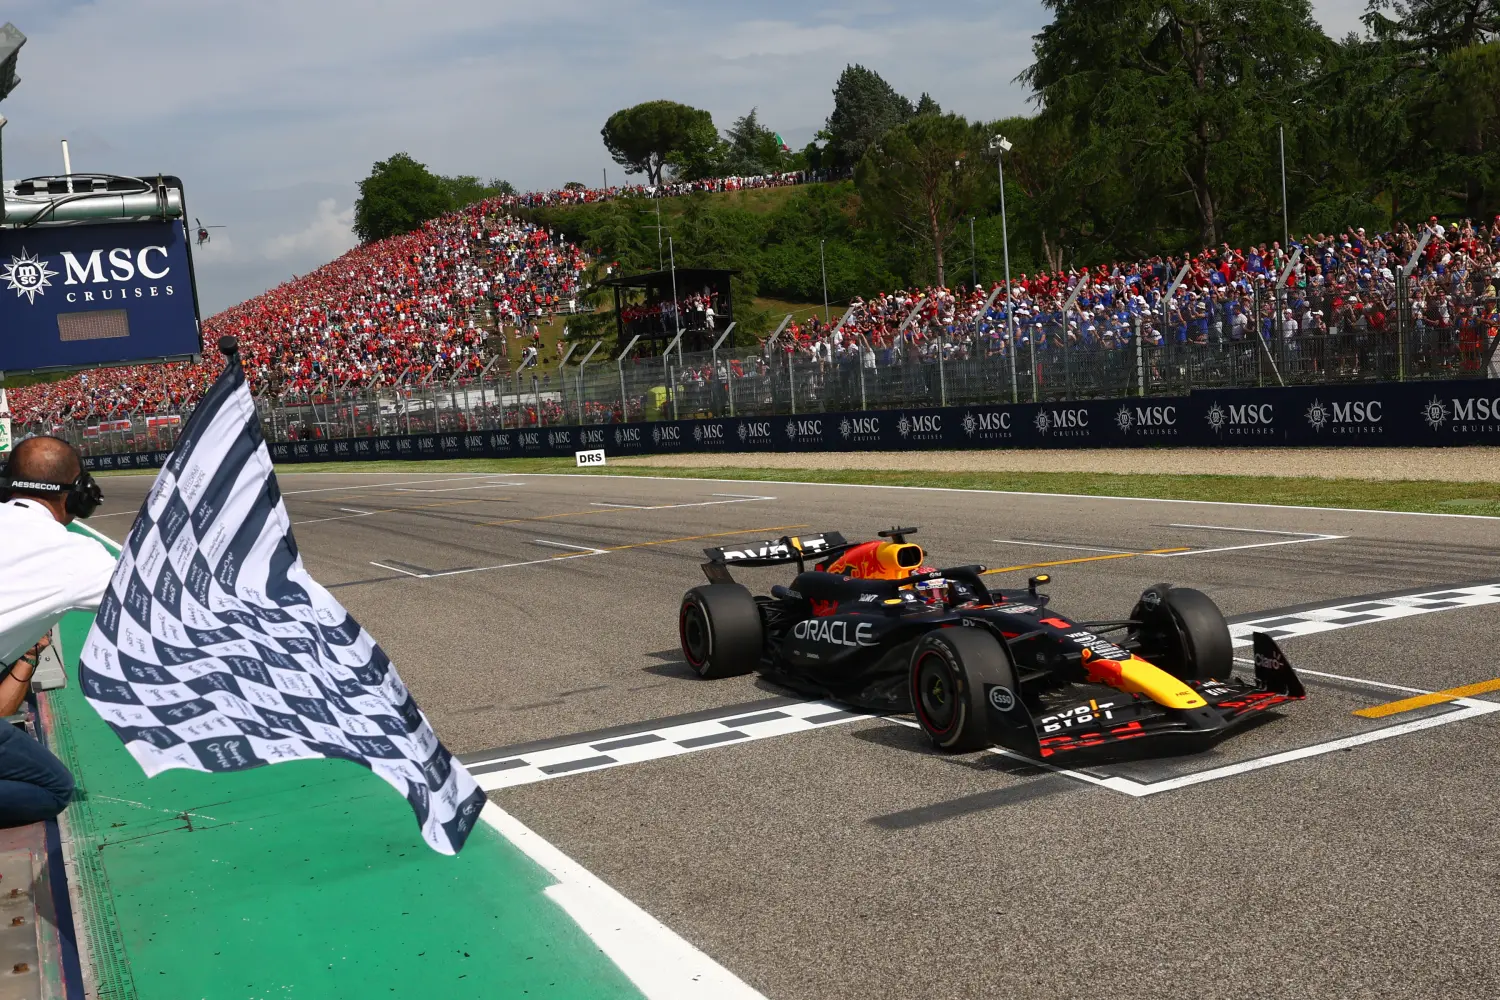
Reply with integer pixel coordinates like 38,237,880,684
678,528,1305,763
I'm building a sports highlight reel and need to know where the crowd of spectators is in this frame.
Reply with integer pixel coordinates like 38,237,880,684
11,193,1499,433
496,169,831,210
762,217,1500,378
10,200,589,427
620,288,724,338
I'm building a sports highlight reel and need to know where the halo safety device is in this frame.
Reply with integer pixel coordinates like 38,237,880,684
0,464,104,519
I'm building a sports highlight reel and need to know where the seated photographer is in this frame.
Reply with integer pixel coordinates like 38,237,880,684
0,436,116,828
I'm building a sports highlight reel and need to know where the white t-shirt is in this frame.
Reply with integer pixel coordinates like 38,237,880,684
0,499,118,666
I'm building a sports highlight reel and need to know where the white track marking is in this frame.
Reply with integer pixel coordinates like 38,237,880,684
280,475,495,495
521,472,1500,520
472,701,867,791
368,561,426,578
294,510,386,526
337,506,373,515
1294,668,1433,696
478,803,766,999
533,539,609,554
373,549,608,579
1169,523,1340,537
1153,524,1346,556
1076,701,1500,797
587,494,776,512
994,539,1139,554
387,482,525,493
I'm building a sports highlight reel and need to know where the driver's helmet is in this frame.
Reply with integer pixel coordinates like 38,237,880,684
911,577,949,607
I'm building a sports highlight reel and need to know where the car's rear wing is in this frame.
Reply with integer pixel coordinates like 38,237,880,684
702,532,849,583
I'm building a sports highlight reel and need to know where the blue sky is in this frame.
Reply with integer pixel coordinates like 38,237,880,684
1,0,1370,314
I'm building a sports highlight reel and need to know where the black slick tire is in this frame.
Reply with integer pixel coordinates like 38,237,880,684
679,585,762,679
1131,586,1233,682
909,628,1017,753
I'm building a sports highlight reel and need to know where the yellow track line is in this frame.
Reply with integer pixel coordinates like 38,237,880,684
981,547,1192,575
1353,678,1500,718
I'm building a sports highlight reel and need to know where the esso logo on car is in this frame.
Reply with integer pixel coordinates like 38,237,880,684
575,448,606,467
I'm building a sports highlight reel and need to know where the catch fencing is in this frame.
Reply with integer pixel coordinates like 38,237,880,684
77,375,1500,473
29,324,1500,460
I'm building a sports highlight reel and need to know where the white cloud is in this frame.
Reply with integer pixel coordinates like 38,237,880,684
262,198,356,262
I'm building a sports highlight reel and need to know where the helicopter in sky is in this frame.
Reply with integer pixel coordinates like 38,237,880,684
194,218,226,247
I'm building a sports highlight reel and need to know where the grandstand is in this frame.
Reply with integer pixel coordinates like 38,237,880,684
9,174,1498,436
8,199,590,426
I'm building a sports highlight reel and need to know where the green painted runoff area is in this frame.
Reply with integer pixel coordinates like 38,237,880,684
47,527,643,1000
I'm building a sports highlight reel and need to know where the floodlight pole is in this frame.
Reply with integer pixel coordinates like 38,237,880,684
617,334,641,422
1279,125,1289,249
970,217,977,288
820,240,830,323
991,135,1017,402
669,236,683,367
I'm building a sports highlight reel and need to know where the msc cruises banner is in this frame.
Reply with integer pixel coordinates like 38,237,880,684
84,377,1500,472
0,219,201,372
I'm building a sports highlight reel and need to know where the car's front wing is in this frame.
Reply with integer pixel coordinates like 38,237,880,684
986,633,1306,764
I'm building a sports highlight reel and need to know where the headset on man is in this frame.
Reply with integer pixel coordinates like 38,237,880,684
0,437,104,519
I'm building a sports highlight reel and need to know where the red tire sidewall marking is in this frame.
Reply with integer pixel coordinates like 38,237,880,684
912,644,961,737
680,600,708,669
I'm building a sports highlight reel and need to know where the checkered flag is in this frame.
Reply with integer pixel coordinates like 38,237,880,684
79,343,486,855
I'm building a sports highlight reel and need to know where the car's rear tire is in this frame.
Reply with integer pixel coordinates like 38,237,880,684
909,628,1018,753
1129,585,1233,682
679,585,762,679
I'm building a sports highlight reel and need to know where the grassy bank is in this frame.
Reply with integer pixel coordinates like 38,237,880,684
100,458,1500,516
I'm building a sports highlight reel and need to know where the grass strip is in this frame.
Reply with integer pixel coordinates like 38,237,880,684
103,457,1500,517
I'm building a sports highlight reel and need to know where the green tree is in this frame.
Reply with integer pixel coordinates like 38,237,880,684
721,107,786,175
439,174,517,208
601,101,719,185
855,113,990,286
1022,0,1331,249
1344,1,1500,218
824,65,914,167
353,153,454,244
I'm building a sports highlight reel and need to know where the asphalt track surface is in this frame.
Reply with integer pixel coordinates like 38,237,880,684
91,470,1500,999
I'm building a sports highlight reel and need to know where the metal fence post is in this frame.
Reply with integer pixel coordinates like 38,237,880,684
617,334,641,423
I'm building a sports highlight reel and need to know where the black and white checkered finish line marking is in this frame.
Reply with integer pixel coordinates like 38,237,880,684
1228,583,1500,646
471,701,864,790
472,583,1500,792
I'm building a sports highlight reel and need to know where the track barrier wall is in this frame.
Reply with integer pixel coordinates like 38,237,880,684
80,377,1500,472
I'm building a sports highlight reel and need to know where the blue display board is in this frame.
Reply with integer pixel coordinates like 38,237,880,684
0,218,201,373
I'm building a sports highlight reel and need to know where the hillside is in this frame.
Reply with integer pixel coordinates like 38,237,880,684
518,180,1037,342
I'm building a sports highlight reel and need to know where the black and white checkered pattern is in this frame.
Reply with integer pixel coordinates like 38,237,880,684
1229,584,1500,646
468,700,866,790
79,356,486,855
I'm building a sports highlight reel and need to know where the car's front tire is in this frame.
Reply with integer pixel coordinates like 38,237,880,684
909,628,1018,752
1129,585,1233,682
679,584,763,679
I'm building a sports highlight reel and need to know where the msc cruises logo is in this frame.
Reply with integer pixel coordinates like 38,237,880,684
3,249,57,304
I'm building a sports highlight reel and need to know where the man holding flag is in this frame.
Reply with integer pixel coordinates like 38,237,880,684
77,337,486,854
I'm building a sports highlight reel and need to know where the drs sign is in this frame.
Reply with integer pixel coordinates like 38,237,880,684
0,219,201,372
